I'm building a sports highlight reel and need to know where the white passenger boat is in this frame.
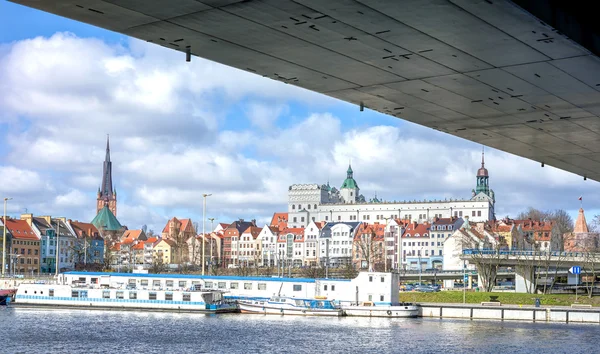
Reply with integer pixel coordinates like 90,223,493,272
238,296,344,316
15,282,236,313
342,301,419,318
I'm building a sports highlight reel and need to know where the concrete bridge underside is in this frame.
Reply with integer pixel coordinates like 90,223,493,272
10,0,600,181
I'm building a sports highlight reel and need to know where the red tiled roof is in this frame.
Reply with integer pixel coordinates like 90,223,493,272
281,227,304,235
180,218,192,232
122,229,143,244
403,222,430,238
145,237,158,244
132,242,144,250
69,221,99,239
111,243,122,251
1,218,38,240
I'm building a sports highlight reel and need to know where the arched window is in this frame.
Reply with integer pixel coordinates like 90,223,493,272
292,205,296,210
314,204,317,209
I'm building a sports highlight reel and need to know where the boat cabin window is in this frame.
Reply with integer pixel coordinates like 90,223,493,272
183,293,191,302
381,277,385,283
179,281,187,288
116,291,124,299
79,291,88,298
293,284,302,291
49,289,54,297
369,276,373,282
71,290,79,298
102,291,110,299
79,277,86,283
380,295,384,301
331,285,335,291
205,282,213,289
368,295,372,301
230,282,239,289
91,278,98,284
166,280,174,287
140,280,148,286
258,283,266,290
149,292,157,300
129,292,137,300
218,282,226,289
324,285,328,291
295,299,304,306
128,279,136,285
244,283,252,290
153,280,161,287
165,293,173,301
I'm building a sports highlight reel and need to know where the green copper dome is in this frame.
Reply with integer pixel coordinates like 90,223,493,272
341,164,359,189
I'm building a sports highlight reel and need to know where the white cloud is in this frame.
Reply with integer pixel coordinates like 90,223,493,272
1,32,599,233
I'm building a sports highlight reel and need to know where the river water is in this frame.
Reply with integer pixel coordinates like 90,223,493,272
0,307,596,353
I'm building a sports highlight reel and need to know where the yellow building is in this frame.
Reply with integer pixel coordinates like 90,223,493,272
153,239,175,264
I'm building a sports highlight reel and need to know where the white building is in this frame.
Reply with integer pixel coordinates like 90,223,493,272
303,221,323,266
319,222,361,267
287,156,495,228
257,225,279,267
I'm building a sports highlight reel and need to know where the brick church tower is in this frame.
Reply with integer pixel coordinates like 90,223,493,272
97,135,117,216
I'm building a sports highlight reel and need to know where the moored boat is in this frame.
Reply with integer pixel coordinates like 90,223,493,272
0,289,16,306
238,296,345,316
15,283,237,313
342,301,419,318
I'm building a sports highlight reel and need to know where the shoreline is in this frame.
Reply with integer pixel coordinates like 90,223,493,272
418,302,600,323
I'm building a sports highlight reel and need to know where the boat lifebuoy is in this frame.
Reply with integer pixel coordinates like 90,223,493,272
387,310,392,316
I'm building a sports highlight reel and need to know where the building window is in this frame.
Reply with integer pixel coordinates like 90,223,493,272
477,211,481,217
381,277,385,283
292,205,296,210
338,216,341,221
293,217,297,223
369,276,373,282
308,204,311,210
314,204,317,209
459,211,463,217
325,216,329,221
293,284,302,291
301,217,305,222
472,211,476,217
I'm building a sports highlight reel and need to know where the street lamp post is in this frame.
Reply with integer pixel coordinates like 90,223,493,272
201,193,212,275
2,197,12,277
383,217,391,272
208,217,215,271
418,247,423,285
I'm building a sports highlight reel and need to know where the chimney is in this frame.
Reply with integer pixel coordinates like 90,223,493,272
20,213,33,226
251,219,256,226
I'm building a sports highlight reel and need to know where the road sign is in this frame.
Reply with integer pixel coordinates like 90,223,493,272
569,266,581,275
463,274,469,282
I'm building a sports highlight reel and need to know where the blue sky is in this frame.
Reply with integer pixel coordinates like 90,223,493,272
1,1,598,232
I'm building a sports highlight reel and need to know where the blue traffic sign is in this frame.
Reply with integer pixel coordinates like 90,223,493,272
463,274,469,282
569,266,581,275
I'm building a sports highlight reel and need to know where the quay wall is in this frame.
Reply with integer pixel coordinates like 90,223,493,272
419,303,600,323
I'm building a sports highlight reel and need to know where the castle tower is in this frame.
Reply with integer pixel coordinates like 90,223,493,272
97,135,117,216
340,164,359,204
475,149,490,196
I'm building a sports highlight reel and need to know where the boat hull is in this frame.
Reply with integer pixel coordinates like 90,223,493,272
239,301,344,316
343,305,419,318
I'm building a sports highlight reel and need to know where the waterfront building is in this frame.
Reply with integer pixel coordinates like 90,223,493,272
144,237,159,265
21,215,54,273
67,220,105,266
222,219,257,267
153,239,176,264
303,221,323,266
1,217,41,275
96,136,117,217
514,219,561,252
91,205,126,247
235,225,261,266
257,225,279,267
402,221,433,271
276,227,304,267
442,218,499,271
353,223,385,270
213,222,230,234
186,233,209,267
287,155,495,228
162,217,195,264
319,222,360,267
564,208,600,252
50,218,77,272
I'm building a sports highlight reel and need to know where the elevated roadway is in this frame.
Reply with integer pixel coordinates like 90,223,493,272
10,0,600,180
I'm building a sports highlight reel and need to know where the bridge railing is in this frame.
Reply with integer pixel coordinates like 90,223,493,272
462,249,588,258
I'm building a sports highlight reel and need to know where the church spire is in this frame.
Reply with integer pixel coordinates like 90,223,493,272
106,134,111,163
100,135,114,198
98,135,117,216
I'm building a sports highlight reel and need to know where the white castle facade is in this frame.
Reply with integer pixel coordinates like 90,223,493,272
287,154,495,228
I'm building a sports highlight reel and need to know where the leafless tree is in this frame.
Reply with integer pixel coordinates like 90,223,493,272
355,230,384,271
